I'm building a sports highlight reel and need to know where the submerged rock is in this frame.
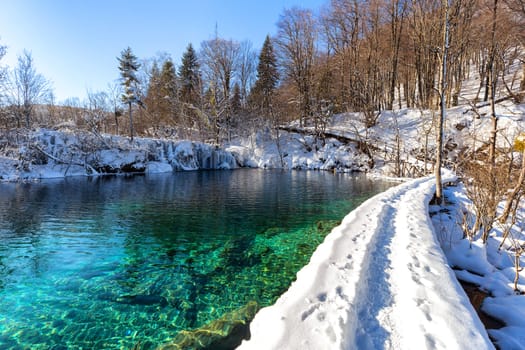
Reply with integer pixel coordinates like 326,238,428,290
156,300,259,350
115,294,168,307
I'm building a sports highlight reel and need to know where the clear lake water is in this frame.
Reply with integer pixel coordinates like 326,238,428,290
0,169,392,349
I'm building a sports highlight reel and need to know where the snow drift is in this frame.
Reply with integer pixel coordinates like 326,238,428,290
0,129,239,181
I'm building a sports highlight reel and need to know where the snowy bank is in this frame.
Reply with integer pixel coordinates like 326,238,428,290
3,100,523,181
432,185,525,349
238,172,493,350
226,128,372,172
0,129,239,181
225,101,525,178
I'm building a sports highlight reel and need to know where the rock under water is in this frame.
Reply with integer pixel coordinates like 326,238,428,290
156,300,259,350
115,294,169,307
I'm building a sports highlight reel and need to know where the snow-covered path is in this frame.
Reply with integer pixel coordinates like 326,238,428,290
238,174,494,350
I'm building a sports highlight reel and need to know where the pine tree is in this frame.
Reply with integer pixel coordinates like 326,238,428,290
231,82,242,116
159,59,178,123
178,44,202,137
118,47,141,141
144,59,179,134
179,43,201,107
144,61,162,131
251,35,279,116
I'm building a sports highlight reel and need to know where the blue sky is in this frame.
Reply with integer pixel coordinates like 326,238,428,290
0,0,325,103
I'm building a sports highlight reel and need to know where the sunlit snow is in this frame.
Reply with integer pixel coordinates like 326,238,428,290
0,98,524,350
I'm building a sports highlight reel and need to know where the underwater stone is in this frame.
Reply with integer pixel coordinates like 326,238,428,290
156,300,259,350
116,294,168,307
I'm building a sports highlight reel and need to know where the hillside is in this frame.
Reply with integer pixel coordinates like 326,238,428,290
1,58,525,349
1,102,524,349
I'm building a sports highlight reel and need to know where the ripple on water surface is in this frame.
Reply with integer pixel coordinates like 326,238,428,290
0,170,392,349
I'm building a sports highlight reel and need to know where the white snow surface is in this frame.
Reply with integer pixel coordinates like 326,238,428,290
238,171,493,350
0,129,239,180
2,97,524,181
433,185,525,349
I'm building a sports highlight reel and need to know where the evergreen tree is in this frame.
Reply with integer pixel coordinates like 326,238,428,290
144,59,179,134
179,43,201,106
178,44,202,137
159,59,178,123
144,61,162,131
118,47,141,141
231,82,242,116
251,35,279,115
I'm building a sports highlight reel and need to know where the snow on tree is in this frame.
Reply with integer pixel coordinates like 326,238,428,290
4,50,52,128
118,47,141,141
178,43,204,139
275,7,317,127
179,43,201,108
160,60,178,109
0,42,6,83
144,58,179,135
250,35,279,117
200,32,241,143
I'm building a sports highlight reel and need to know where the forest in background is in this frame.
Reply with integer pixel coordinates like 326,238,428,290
0,0,523,145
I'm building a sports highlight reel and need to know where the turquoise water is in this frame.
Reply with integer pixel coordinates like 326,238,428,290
0,170,392,349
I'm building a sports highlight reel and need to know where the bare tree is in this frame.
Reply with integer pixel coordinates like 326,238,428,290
320,0,362,111
107,82,123,135
388,0,409,110
237,40,257,108
499,134,525,223
276,7,318,127
200,32,241,143
461,159,508,243
201,34,240,103
484,0,502,240
6,50,52,128
60,97,84,127
435,0,450,204
507,5,524,94
408,0,442,109
0,42,6,84
85,90,111,135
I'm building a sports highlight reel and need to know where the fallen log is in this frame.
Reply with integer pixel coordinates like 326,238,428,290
278,125,360,144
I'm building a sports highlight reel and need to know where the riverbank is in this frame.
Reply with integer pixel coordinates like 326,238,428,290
235,172,525,350
0,129,239,181
2,100,524,183
430,184,525,349
237,172,496,349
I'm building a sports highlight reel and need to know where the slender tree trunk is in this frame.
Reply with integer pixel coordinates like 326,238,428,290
514,253,521,292
389,0,405,110
488,0,499,193
521,63,525,93
128,101,134,142
483,0,499,244
435,0,449,204
500,148,525,223
114,110,119,135
483,73,491,102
